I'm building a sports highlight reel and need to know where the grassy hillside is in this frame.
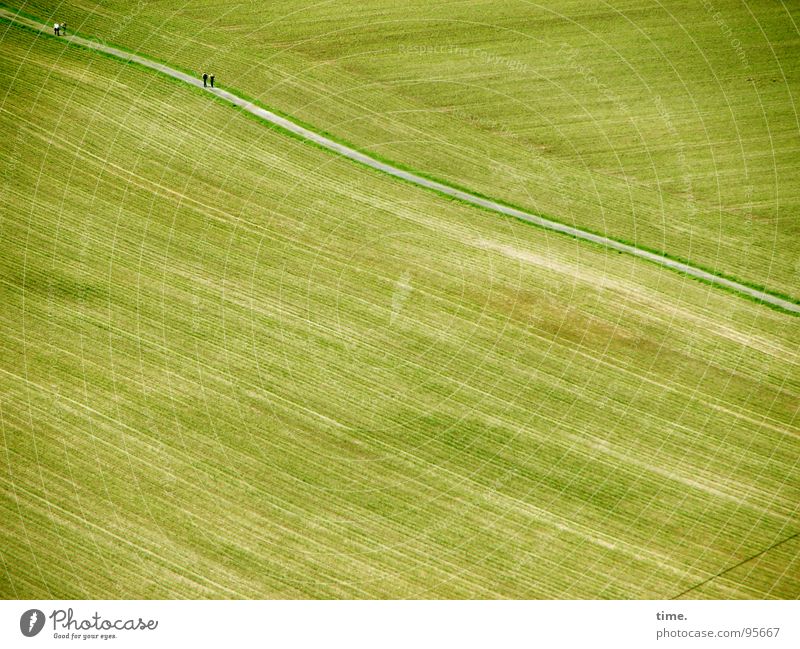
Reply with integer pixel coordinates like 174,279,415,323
1,22,799,598
9,0,800,298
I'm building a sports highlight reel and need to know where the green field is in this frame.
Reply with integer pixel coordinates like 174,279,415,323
13,0,800,297
1,2,799,599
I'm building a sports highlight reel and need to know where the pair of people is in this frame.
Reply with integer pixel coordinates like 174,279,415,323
53,22,66,36
202,72,216,88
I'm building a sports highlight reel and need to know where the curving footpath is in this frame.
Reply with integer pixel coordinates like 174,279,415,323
4,8,799,314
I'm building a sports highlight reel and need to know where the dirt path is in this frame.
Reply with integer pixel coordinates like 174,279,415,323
4,8,798,314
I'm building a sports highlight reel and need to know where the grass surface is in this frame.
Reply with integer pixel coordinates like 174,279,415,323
1,16,799,598
8,0,800,298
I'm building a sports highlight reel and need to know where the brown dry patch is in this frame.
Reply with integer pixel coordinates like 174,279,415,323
472,238,793,358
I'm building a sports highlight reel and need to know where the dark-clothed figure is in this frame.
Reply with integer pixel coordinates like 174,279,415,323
202,72,208,88
210,74,215,88
61,22,67,35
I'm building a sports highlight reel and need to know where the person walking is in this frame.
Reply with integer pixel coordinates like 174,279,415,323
210,74,215,88
61,22,67,36
202,72,208,88
54,22,60,36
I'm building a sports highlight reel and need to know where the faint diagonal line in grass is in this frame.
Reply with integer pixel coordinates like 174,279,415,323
671,530,800,599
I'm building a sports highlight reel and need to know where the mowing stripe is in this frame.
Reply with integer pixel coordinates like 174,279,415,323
3,8,798,314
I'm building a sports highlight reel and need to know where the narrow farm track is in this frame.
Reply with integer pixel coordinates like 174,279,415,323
4,8,799,315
